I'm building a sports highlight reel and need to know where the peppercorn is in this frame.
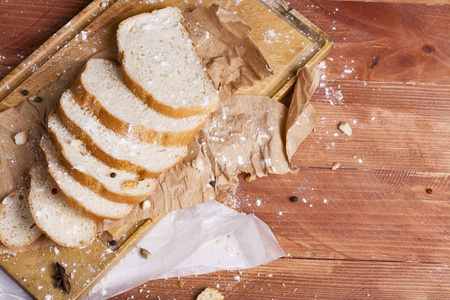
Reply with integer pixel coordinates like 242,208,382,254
109,240,118,246
289,196,298,203
110,172,116,178
22,90,29,96
51,188,57,195
426,188,433,194
35,96,43,103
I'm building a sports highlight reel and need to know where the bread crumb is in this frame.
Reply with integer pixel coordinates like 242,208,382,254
244,174,256,182
141,200,151,210
122,180,138,190
216,239,222,244
331,162,341,170
14,131,28,145
196,287,224,300
178,280,184,287
70,139,83,148
339,122,352,136
192,158,204,172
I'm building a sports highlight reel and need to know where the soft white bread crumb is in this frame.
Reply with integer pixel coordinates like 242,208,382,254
58,90,188,178
339,122,352,136
73,59,207,146
40,135,133,222
196,287,224,300
28,163,97,248
14,131,28,145
0,189,42,248
47,113,156,204
117,7,219,118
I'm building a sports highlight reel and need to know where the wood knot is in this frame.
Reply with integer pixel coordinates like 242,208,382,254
422,45,434,54
368,56,380,69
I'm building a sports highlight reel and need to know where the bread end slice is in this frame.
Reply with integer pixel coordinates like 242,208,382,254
0,189,42,249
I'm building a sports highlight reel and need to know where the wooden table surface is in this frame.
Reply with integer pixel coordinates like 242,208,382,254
1,0,449,299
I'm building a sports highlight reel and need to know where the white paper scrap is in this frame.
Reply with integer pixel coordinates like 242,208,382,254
86,201,285,299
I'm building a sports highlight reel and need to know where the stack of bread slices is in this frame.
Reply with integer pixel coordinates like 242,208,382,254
0,7,219,249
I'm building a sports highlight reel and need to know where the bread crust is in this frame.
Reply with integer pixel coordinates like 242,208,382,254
0,190,42,248
40,143,133,222
28,163,97,248
120,65,219,119
46,128,153,205
58,104,186,179
71,70,207,147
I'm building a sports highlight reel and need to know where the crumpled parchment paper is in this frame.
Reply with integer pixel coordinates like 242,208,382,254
0,4,319,253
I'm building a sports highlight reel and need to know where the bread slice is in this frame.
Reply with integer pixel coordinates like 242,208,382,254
47,112,156,204
0,189,42,248
58,90,188,178
40,136,133,222
117,7,219,119
72,59,207,147
28,163,96,248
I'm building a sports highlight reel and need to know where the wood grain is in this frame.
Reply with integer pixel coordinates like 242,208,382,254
0,0,91,79
288,0,450,84
294,79,450,172
115,259,450,299
221,169,450,262
0,0,449,299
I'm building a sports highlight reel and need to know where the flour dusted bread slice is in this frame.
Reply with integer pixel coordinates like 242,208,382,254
58,90,188,178
117,7,219,118
29,163,96,248
0,190,42,248
48,113,156,204
72,59,207,146
41,135,133,222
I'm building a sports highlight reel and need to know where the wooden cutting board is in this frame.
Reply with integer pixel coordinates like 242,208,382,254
0,0,332,299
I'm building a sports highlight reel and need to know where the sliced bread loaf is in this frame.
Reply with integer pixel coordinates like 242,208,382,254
0,189,42,248
72,59,207,146
58,90,188,178
40,135,133,222
28,163,97,248
117,7,219,119
47,112,156,204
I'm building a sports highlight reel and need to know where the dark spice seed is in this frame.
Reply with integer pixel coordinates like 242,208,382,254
209,181,215,188
51,188,57,195
110,172,116,178
289,196,298,203
109,240,118,246
35,96,43,103
426,188,433,194
22,90,29,96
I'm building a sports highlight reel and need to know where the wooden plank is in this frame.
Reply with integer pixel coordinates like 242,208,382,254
288,0,450,84
114,259,450,299
290,79,450,173
333,0,450,3
0,1,91,82
220,168,450,262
